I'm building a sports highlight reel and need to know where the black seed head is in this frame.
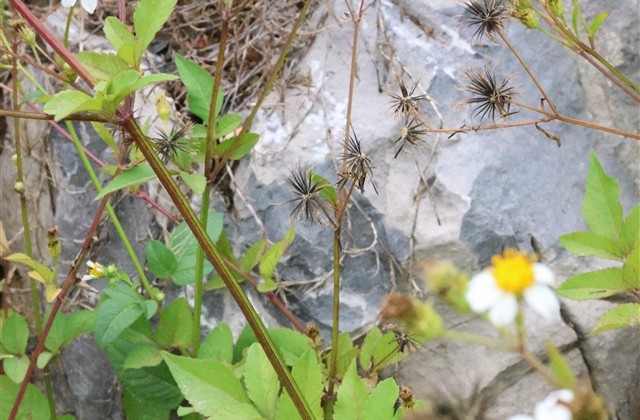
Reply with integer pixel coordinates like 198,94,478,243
338,131,377,194
460,67,516,122
285,167,329,224
463,0,511,42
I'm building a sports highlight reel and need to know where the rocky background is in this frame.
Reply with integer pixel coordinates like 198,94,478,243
0,0,638,418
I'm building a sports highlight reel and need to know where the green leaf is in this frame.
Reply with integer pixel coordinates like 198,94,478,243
1,312,29,354
258,227,295,292
591,303,640,334
124,344,163,369
583,152,623,240
546,342,576,389
276,349,323,420
588,12,609,39
556,268,630,300
217,133,259,160
242,240,267,272
361,378,401,420
359,328,405,372
96,163,157,200
63,310,96,347
199,323,234,364
146,240,178,278
620,204,639,254
94,285,146,348
122,388,171,420
334,361,368,420
216,114,243,137
571,0,580,36
37,351,54,369
233,324,257,363
134,0,178,52
4,355,29,383
5,253,54,285
154,297,192,350
168,210,223,285
335,333,360,379
244,343,279,418
117,73,179,103
174,54,223,122
559,231,623,260
43,90,99,121
91,122,118,151
44,308,65,354
103,16,139,66
622,243,639,289
162,352,262,419
77,52,130,81
311,173,338,206
0,376,50,420
179,171,207,195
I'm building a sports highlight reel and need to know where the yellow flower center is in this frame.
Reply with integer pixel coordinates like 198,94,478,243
88,263,104,278
491,249,535,294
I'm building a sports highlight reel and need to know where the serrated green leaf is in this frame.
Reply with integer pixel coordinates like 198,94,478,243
199,323,233,364
174,54,223,122
91,122,118,151
103,16,139,66
162,352,261,419
4,355,29,383
622,244,639,289
5,253,54,285
0,376,50,420
277,349,323,420
217,133,259,160
361,378,401,420
359,328,405,372
77,52,130,81
179,171,206,195
154,297,192,350
556,268,630,300
168,210,222,285
63,310,96,347
1,312,29,354
94,285,145,348
259,227,295,290
591,303,640,334
116,73,179,103
217,114,243,137
267,328,311,367
559,231,623,260
336,332,360,379
134,0,178,52
146,240,178,278
242,240,267,272
334,361,368,420
244,343,279,418
546,343,576,389
620,204,639,254
311,173,338,206
124,344,163,369
583,152,623,240
122,388,171,420
44,308,65,354
96,163,157,200
588,12,609,39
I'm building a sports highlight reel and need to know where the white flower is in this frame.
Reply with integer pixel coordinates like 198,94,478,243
82,260,105,281
61,0,98,14
466,249,559,326
509,389,574,420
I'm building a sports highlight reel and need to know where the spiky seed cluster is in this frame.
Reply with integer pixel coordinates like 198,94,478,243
285,167,329,224
338,132,377,194
152,123,193,162
463,0,511,42
461,67,516,122
389,79,428,118
394,117,429,158
389,327,420,353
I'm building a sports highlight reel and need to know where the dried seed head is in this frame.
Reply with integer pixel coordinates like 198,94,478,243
388,78,428,118
338,131,377,194
285,167,330,225
462,0,511,42
152,123,193,163
460,67,517,122
393,117,429,158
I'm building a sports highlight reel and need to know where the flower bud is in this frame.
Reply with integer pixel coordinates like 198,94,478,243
548,0,564,17
14,181,25,194
421,260,471,313
380,293,443,342
155,92,171,129
19,26,36,46
11,154,18,165
152,287,165,302
516,9,540,29
47,225,61,258
60,63,77,84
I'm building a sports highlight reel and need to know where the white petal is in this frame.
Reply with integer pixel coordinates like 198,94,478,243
533,263,554,285
81,0,97,13
466,271,501,312
488,294,518,326
509,416,534,420
524,285,559,320
61,0,77,7
533,390,573,420
81,274,94,281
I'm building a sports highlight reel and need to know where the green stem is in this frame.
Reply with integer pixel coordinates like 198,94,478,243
65,121,155,299
520,349,559,386
442,329,508,350
193,4,230,357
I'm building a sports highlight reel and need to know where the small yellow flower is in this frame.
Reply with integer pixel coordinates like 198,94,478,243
82,260,105,281
466,249,559,326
